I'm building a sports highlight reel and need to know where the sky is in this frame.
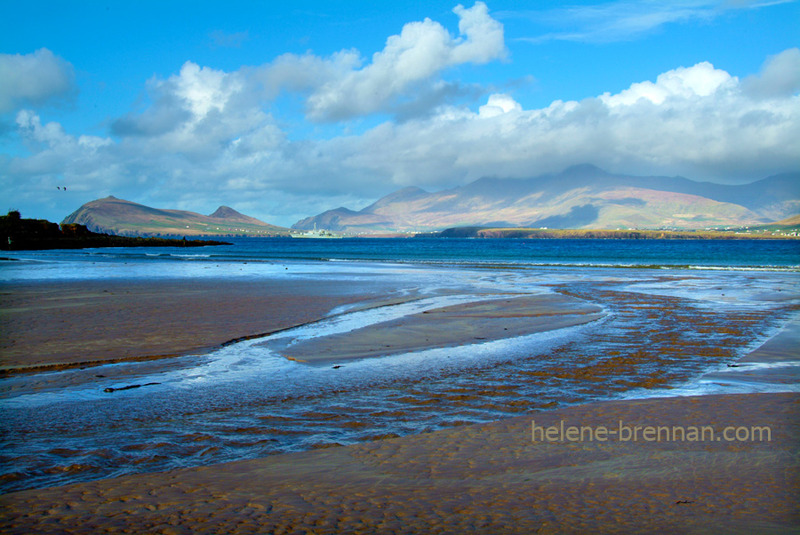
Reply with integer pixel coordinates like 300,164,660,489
1,0,799,226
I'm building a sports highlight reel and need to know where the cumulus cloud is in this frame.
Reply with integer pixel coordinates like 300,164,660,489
478,93,522,117
312,54,799,191
111,61,277,160
6,50,800,224
305,1,506,121
10,109,113,200
111,1,505,136
16,110,110,153
114,61,245,134
252,49,363,101
599,61,735,106
0,48,76,113
1,2,798,227
742,47,800,98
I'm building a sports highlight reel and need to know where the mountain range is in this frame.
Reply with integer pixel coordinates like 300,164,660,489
62,196,289,237
61,166,799,236
292,165,799,233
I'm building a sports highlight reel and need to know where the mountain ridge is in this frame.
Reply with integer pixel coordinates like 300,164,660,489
62,196,289,237
292,166,800,233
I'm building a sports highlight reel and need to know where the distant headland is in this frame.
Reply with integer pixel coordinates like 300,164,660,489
1,211,230,251
416,223,800,240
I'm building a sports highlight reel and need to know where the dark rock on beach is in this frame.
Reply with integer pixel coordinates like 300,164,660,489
1,211,229,250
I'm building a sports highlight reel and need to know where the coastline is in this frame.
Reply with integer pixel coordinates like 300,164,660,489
0,275,798,532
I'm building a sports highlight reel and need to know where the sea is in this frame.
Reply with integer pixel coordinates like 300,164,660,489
1,237,799,493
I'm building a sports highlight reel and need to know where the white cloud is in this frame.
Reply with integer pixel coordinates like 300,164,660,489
16,109,68,146
253,50,362,100
305,1,506,121
120,61,247,129
316,53,799,190
742,47,800,98
6,51,800,224
1,1,797,228
0,48,76,113
600,62,735,106
451,2,507,64
11,110,112,192
110,1,505,138
478,93,522,117
112,61,274,160
16,110,110,153
172,62,240,118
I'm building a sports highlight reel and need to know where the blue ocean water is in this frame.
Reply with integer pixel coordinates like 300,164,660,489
218,237,800,268
2,237,799,282
1,238,799,493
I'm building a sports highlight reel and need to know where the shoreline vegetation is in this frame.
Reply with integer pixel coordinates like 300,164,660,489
0,211,229,251
416,225,800,239
3,211,798,248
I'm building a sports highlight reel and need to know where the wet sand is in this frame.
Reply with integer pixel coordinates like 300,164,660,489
700,318,800,390
0,278,403,373
0,279,798,533
1,390,797,534
276,293,605,364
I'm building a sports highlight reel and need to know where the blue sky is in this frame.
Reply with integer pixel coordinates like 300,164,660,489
1,0,799,226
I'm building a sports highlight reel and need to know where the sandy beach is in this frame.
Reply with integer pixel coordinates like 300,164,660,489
1,391,797,534
0,276,798,533
275,293,605,364
0,278,405,372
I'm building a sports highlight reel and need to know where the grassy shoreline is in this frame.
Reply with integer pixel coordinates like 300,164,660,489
417,226,800,239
